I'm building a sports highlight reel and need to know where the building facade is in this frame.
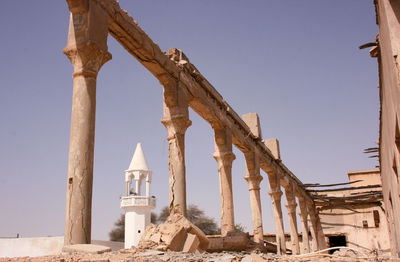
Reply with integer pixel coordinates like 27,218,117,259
375,0,400,257
313,170,390,253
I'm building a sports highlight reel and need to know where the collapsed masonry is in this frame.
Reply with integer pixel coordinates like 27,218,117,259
137,213,209,253
62,0,328,255
138,212,265,253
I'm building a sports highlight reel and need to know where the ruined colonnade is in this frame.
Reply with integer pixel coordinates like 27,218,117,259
63,0,327,254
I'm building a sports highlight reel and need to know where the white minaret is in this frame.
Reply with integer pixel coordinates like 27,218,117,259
120,143,156,248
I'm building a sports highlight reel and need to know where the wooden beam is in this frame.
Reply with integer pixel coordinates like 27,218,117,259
307,184,381,193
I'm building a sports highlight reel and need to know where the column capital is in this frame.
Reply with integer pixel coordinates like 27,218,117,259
298,206,308,214
63,0,111,78
213,151,236,165
306,201,317,213
269,189,283,198
244,149,260,178
267,172,281,190
244,174,263,191
298,212,308,222
161,115,192,139
214,127,233,153
63,44,111,78
286,202,298,214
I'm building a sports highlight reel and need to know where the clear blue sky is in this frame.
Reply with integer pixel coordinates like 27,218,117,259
0,1,379,240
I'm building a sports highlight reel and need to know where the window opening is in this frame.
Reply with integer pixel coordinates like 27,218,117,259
373,210,380,227
328,235,347,254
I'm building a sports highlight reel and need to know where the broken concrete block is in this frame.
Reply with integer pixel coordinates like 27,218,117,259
242,113,262,139
206,231,252,252
137,213,209,252
263,138,280,160
182,233,200,253
155,244,168,251
141,224,157,241
149,232,162,243
223,231,251,250
207,236,224,251
62,244,111,254
164,213,209,251
159,222,183,243
165,226,186,251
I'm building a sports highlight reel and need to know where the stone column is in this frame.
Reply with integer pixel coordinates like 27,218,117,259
307,202,325,251
135,179,140,195
63,0,111,246
146,176,151,198
284,184,300,255
126,181,130,196
297,196,310,254
244,150,264,243
316,217,327,250
161,76,191,216
308,210,318,251
213,127,236,236
267,173,286,255
308,202,327,250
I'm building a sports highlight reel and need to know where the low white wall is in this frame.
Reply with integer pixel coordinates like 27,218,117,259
0,236,64,258
0,237,124,258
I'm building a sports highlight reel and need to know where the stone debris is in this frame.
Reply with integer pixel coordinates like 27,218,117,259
0,249,396,262
207,232,268,253
182,233,200,253
137,213,209,253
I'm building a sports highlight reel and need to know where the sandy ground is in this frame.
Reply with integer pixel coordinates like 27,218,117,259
0,248,398,262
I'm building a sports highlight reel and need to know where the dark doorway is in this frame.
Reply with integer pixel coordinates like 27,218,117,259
328,235,347,254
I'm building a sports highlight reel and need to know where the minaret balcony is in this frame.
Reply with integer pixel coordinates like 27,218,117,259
120,196,156,208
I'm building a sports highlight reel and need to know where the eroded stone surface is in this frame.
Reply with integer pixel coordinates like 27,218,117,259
63,0,112,246
182,233,200,253
213,127,235,236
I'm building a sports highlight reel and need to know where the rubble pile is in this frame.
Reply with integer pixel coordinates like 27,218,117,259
137,213,209,253
0,249,394,262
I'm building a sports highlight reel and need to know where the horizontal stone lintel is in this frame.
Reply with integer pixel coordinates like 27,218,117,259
90,0,314,203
